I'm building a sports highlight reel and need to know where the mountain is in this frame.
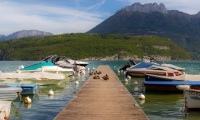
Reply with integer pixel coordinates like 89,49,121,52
0,35,6,40
0,30,53,40
88,2,200,60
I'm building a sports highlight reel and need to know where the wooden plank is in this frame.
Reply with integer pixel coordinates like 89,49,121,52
54,65,148,120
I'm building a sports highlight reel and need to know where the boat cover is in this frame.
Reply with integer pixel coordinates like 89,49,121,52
20,61,54,70
130,61,158,69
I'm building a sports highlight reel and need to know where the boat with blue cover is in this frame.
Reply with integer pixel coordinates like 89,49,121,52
144,73,200,92
126,61,183,77
0,83,39,95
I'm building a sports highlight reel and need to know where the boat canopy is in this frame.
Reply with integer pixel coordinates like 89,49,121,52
130,61,159,69
20,61,54,70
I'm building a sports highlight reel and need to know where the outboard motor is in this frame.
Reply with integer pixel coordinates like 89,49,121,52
129,59,136,65
119,62,131,71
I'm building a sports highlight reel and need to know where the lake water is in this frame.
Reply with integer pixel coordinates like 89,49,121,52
1,60,200,120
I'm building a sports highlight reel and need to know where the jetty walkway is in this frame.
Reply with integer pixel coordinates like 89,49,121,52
54,65,148,120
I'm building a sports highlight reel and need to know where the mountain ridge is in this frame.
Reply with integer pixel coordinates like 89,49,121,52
122,2,167,14
88,2,200,60
0,30,53,40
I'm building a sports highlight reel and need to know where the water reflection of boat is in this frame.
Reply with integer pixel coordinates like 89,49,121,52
0,100,11,120
0,85,22,101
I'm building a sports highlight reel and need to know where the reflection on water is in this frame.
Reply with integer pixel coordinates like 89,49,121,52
1,60,200,120
9,69,88,120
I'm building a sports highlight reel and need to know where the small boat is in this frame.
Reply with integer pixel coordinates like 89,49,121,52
0,100,11,120
18,61,74,72
126,61,182,77
0,71,65,80
42,55,88,72
177,85,200,109
42,55,89,67
0,83,40,95
143,73,200,92
0,85,22,101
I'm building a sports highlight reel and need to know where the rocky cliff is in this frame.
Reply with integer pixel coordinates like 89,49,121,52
123,2,167,14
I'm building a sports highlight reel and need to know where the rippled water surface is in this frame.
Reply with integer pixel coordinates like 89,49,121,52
0,60,200,120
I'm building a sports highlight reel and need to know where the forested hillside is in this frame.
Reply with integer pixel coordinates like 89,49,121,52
0,33,191,60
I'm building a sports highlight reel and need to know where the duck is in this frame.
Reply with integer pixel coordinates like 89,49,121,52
102,74,109,80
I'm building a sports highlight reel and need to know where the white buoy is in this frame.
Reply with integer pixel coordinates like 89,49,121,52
134,81,139,86
24,96,32,104
139,93,145,100
118,70,120,74
124,79,129,83
75,81,79,85
134,86,139,92
123,71,126,75
127,75,131,80
48,89,54,96
176,85,190,91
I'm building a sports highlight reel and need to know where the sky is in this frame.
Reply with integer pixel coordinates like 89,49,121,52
1,0,200,35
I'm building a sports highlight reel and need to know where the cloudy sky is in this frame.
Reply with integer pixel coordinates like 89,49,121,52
1,0,200,35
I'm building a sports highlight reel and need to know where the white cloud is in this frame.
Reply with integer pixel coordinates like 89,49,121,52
0,1,102,35
86,0,106,11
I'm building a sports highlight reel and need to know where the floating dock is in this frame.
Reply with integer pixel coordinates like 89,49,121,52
54,65,148,120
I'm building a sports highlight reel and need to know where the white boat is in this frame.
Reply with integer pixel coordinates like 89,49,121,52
0,72,65,80
0,85,22,101
42,55,88,73
66,59,89,67
177,85,200,109
0,100,11,120
42,55,89,67
18,61,74,72
121,56,184,77
144,73,200,92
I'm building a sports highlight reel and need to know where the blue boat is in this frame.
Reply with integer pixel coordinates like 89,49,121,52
0,83,40,95
143,73,200,92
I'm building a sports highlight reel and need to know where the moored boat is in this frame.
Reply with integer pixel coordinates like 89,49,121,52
177,85,200,109
42,55,89,67
0,100,11,120
126,61,182,77
0,85,22,101
0,83,40,95
143,73,200,92
18,61,74,72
